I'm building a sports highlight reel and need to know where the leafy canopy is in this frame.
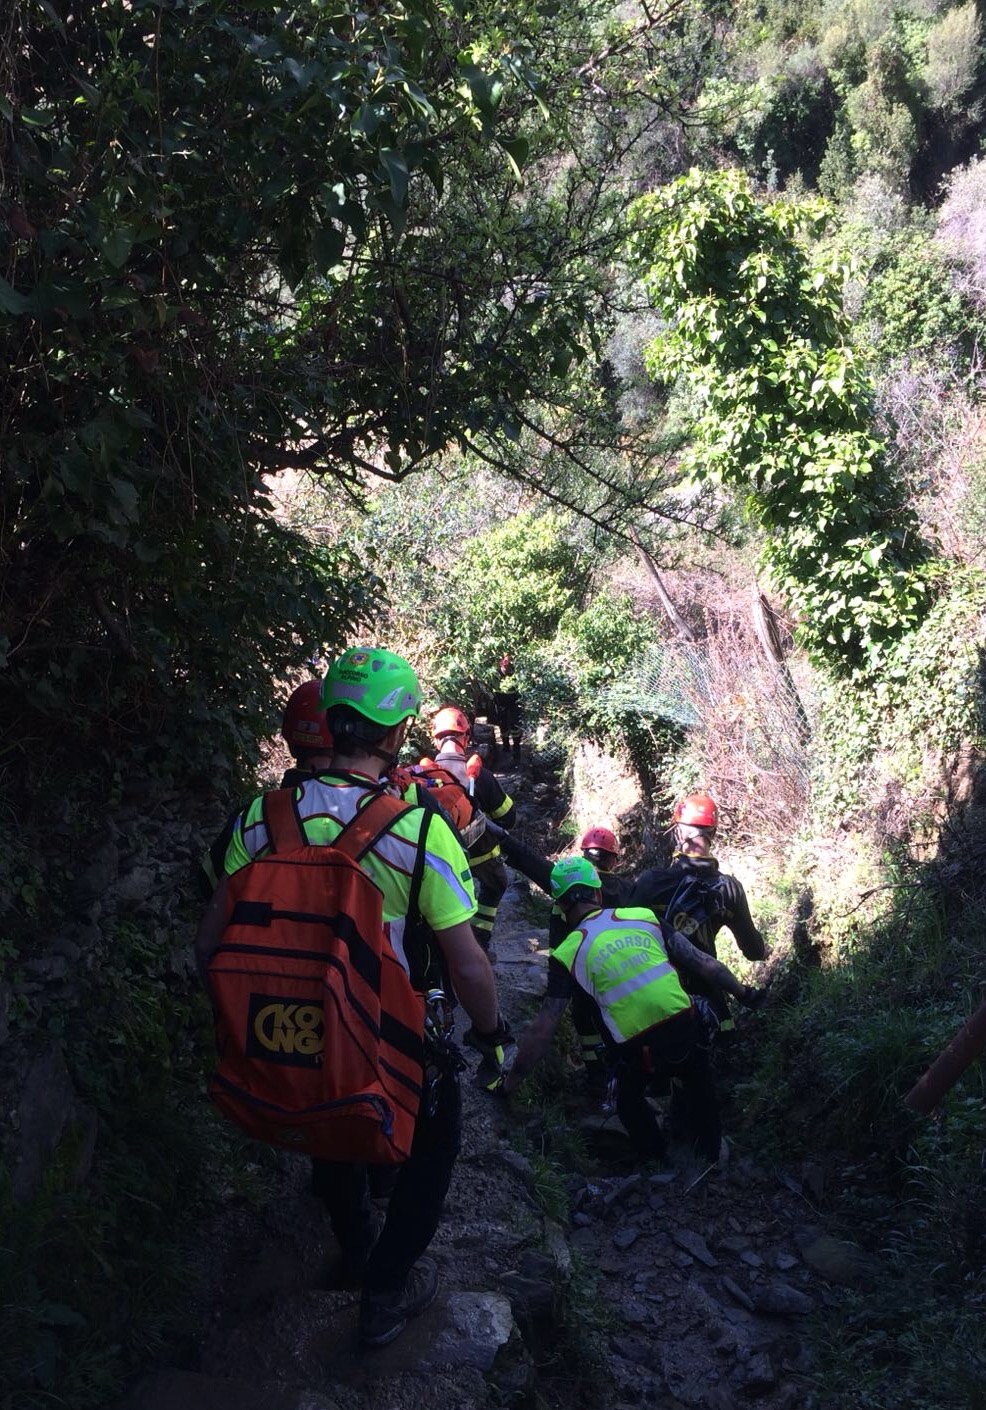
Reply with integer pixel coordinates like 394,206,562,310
0,0,559,781
0,0,724,788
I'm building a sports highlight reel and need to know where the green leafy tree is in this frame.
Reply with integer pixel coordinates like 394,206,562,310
430,509,590,687
923,1,983,122
0,0,724,789
627,167,931,677
844,34,922,190
1,0,543,780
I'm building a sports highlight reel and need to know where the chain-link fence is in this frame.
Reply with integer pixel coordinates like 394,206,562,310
596,626,814,845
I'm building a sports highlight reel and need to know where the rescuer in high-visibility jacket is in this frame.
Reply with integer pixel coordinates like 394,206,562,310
498,857,767,1164
631,792,767,1037
489,823,630,1084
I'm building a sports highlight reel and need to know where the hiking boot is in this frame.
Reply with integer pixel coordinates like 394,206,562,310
359,1257,439,1347
691,1135,728,1169
474,1052,504,1092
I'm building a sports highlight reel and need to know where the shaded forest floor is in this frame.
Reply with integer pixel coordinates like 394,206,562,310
108,754,868,1410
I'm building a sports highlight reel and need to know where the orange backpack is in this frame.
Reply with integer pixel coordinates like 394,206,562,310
207,789,426,1163
406,759,486,848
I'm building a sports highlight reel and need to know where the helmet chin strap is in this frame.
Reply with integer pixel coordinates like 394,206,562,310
367,742,402,771
369,721,409,773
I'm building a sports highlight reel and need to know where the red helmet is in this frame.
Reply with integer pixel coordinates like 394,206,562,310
466,753,483,781
580,826,618,856
433,706,470,738
673,793,718,829
499,655,512,672
282,680,333,753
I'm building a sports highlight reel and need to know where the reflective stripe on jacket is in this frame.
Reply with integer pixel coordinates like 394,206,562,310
553,907,692,1044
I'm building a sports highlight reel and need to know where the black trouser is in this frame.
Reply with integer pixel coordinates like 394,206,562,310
572,988,607,1070
470,855,508,950
615,1006,721,1164
310,1069,461,1294
493,695,522,755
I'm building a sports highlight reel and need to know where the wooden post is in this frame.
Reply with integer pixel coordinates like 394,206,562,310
629,530,697,643
751,584,811,744
904,994,986,1116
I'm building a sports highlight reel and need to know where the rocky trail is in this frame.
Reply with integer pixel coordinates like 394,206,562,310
113,758,870,1410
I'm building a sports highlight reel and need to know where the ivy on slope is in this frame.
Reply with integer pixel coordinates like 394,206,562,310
627,168,932,680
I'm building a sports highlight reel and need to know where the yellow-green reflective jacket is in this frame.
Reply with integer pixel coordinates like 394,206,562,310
553,907,692,1044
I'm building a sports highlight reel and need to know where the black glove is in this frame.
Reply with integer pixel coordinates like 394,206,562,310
464,1015,515,1064
738,984,768,1011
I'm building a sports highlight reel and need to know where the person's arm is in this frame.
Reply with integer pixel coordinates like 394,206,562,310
433,920,498,1032
601,872,631,906
664,925,750,1000
479,769,516,829
502,993,570,1094
717,875,767,960
195,875,228,997
493,829,552,894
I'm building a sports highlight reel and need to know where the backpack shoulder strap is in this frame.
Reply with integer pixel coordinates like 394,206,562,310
333,791,413,865
262,788,306,853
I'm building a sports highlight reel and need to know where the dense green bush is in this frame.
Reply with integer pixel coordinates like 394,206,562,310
721,0,986,200
0,921,272,1409
851,226,979,363
806,569,985,822
878,568,986,754
554,590,677,791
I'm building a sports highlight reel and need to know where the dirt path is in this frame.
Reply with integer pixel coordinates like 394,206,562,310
116,760,857,1410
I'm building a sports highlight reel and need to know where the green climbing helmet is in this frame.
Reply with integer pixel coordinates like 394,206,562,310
321,647,423,726
550,855,601,903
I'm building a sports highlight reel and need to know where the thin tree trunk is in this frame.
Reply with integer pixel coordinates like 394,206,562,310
751,584,811,743
630,530,696,643
904,994,986,1116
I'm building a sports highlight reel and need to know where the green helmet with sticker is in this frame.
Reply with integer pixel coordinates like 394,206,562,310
321,647,423,726
550,855,601,903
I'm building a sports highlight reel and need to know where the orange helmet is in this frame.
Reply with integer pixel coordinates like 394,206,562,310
465,753,483,781
433,706,470,739
673,793,718,829
282,680,334,753
580,826,618,856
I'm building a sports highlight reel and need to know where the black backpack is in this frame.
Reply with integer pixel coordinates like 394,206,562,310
628,867,713,940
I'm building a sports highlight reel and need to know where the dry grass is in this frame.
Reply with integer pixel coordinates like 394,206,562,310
878,358,986,564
